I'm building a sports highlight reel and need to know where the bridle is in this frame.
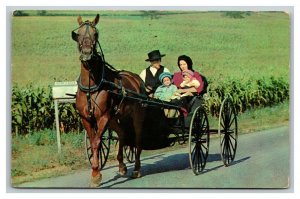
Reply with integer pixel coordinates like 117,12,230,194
71,19,123,118
72,21,107,90
71,21,102,62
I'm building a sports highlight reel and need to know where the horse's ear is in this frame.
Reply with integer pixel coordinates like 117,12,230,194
92,14,100,26
77,15,83,25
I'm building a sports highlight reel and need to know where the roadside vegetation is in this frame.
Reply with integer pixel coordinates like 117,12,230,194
10,10,290,185
11,101,289,185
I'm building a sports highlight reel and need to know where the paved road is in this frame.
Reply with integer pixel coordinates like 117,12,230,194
14,126,290,189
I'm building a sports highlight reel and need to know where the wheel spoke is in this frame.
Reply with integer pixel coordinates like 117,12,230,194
101,139,109,150
229,133,237,141
226,139,233,161
228,114,236,127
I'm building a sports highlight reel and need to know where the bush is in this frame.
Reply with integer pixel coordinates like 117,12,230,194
13,10,29,16
222,11,252,19
11,84,82,135
205,76,289,116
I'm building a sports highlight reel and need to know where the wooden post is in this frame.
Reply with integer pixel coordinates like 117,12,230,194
54,100,61,154
52,81,77,154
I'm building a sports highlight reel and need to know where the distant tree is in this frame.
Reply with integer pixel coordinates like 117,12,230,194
222,11,252,19
37,10,47,16
13,10,29,16
140,10,161,20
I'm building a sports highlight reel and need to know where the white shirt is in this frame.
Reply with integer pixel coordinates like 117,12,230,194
139,66,170,82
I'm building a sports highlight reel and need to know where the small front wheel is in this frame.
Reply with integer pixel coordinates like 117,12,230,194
85,129,112,169
124,145,136,163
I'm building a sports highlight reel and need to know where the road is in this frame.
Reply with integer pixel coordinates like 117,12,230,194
14,126,290,189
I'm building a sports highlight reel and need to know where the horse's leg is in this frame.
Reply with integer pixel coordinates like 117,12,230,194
81,118,101,187
109,119,127,176
89,113,110,187
131,108,145,178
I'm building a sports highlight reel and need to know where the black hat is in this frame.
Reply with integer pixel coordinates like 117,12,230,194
145,50,166,61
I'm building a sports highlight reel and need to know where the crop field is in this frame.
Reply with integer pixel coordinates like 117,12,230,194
11,11,290,87
11,10,290,135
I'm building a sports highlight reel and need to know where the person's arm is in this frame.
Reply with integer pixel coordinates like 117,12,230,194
180,80,187,88
193,71,204,93
154,86,163,99
190,79,200,88
177,87,197,93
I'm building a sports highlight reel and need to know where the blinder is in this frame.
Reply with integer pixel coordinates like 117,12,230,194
71,22,99,43
72,31,78,42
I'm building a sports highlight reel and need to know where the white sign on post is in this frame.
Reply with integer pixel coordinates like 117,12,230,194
52,81,78,153
53,81,78,99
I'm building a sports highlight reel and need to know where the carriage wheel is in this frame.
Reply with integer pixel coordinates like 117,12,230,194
124,145,136,163
218,97,238,166
188,106,210,175
85,129,112,169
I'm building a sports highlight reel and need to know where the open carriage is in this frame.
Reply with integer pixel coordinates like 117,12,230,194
71,14,238,186
84,88,238,175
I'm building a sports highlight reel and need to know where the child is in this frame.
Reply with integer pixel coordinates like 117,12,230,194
154,72,178,101
174,69,201,97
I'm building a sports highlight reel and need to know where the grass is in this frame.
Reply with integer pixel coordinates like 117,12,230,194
11,100,290,185
11,11,290,87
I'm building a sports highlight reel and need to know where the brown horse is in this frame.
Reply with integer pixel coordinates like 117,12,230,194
72,14,146,187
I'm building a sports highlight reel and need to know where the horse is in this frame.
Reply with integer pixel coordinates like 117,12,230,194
72,14,147,187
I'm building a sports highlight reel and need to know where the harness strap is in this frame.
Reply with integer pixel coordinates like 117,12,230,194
114,79,127,115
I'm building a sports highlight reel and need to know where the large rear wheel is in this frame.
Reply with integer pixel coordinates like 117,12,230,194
188,106,210,175
218,97,238,166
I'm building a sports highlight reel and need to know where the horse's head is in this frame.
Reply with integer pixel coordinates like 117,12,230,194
72,14,100,61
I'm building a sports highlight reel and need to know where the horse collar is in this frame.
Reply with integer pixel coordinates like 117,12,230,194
77,76,102,93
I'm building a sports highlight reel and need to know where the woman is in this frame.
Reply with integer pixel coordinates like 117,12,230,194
173,55,205,94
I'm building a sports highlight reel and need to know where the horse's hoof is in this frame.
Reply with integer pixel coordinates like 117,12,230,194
119,165,127,176
131,171,141,178
90,173,102,188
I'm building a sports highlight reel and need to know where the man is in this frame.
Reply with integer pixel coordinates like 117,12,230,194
140,50,170,96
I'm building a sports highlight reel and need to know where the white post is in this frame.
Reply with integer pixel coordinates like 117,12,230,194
52,81,77,154
54,100,61,154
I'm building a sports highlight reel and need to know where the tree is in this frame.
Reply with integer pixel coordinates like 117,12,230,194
37,10,47,16
13,10,29,16
222,11,252,19
140,10,161,20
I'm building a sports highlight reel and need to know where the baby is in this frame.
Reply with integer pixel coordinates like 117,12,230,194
180,70,200,90
154,72,178,101
173,70,200,98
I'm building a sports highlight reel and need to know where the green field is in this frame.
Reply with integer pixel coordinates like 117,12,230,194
12,11,290,87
